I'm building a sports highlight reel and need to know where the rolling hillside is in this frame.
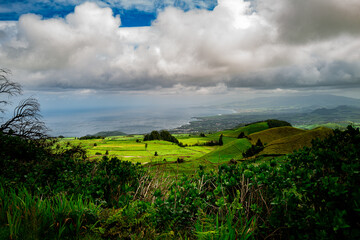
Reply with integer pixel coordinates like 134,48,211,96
260,127,333,155
199,138,252,163
248,126,305,145
221,122,269,138
197,122,269,163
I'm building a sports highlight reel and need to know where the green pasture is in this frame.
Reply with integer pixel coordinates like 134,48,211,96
177,136,211,145
248,126,305,145
199,138,252,163
221,122,269,138
58,121,336,174
58,122,274,173
261,127,333,155
59,135,217,165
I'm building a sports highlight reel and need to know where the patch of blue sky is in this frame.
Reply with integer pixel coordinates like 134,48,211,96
115,9,157,27
0,0,218,27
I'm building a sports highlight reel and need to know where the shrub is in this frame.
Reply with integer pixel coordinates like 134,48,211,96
237,132,245,138
144,130,179,144
268,126,360,239
265,119,292,128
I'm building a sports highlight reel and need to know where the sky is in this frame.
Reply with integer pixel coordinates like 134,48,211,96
1,0,360,119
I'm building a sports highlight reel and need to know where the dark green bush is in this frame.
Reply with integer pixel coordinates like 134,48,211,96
144,130,179,144
265,119,292,128
267,126,360,239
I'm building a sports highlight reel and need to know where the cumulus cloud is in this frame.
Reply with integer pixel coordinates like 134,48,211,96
256,0,360,44
0,0,360,92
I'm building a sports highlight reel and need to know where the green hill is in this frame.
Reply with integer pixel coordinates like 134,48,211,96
220,122,269,138
197,122,270,163
261,127,333,155
199,138,252,163
248,126,305,145
91,131,127,137
202,121,269,148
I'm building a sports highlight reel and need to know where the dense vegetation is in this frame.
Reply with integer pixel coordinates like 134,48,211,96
264,119,292,128
144,130,179,144
1,125,360,239
79,135,106,140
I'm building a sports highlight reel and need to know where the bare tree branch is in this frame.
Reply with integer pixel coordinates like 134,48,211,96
0,98,48,139
1,68,48,139
0,69,22,112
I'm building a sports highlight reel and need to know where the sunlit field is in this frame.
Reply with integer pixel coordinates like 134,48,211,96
60,135,215,163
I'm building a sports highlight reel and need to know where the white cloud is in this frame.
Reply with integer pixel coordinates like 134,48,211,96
1,0,360,93
256,0,360,43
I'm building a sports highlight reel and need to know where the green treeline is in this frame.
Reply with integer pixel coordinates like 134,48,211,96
243,138,264,158
143,130,179,144
1,126,360,239
244,119,291,128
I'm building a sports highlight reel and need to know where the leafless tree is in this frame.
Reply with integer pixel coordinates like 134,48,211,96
0,68,48,139
0,69,21,113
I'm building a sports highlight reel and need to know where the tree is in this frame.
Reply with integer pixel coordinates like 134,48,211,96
0,69,47,139
0,69,21,113
256,138,263,147
237,132,245,139
219,134,224,146
144,130,179,144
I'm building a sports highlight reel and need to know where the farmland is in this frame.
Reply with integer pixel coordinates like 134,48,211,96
57,120,333,175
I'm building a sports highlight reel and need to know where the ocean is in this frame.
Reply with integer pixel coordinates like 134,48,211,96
43,105,234,137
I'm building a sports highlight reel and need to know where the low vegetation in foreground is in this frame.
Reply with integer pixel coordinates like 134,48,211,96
1,124,360,239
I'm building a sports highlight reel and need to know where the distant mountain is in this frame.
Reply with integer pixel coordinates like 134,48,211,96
311,105,360,115
220,94,360,113
173,105,360,133
91,131,127,137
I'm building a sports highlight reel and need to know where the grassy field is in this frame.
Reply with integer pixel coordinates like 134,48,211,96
248,126,305,145
199,138,252,163
60,135,215,165
59,122,335,174
221,122,269,138
261,127,333,155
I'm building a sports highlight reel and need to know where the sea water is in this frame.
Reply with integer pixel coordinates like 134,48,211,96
43,105,233,137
